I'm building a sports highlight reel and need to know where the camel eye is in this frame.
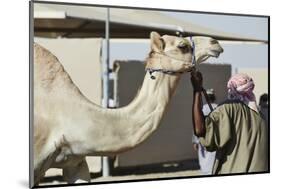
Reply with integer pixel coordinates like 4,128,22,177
177,42,188,49
177,39,190,49
177,40,190,53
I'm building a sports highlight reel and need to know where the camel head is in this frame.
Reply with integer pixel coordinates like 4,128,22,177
147,31,223,73
191,36,224,64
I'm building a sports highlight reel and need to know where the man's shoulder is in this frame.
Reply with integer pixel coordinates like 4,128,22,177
210,99,245,114
216,99,260,116
217,99,244,108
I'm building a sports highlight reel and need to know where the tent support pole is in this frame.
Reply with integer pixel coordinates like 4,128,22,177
102,7,111,178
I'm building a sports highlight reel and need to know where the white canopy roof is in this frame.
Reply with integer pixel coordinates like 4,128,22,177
34,2,267,43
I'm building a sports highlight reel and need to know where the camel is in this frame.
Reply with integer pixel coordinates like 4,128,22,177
33,31,223,185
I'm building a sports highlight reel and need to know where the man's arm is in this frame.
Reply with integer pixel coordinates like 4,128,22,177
192,91,205,137
191,71,206,137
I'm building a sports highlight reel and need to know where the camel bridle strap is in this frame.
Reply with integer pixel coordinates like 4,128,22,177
146,36,196,80
146,68,184,79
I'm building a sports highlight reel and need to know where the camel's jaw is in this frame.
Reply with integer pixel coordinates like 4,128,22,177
196,46,224,64
208,49,223,58
208,43,224,58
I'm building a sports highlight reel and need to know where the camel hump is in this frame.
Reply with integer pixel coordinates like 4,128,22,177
34,43,61,67
33,43,72,90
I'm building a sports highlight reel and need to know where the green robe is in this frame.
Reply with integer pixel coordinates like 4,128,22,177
199,100,268,174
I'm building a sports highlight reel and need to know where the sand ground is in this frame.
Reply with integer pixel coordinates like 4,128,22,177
40,169,201,186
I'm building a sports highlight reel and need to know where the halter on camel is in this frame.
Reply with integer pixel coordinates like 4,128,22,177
145,36,214,112
146,36,196,79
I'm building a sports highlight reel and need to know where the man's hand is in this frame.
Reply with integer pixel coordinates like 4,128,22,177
191,71,203,92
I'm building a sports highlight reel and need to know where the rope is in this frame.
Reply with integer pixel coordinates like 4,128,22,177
189,36,213,112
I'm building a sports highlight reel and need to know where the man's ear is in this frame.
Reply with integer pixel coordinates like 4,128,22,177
150,31,164,52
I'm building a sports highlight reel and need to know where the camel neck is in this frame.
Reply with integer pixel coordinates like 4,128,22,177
67,70,181,155
96,71,181,153
124,71,181,115
120,71,181,149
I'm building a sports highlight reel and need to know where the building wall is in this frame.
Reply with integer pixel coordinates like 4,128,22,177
35,37,102,104
115,61,231,167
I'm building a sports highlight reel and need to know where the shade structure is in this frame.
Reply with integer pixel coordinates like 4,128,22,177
34,2,267,43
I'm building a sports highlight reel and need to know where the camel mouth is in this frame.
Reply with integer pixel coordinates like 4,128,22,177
196,46,223,64
208,51,220,58
182,64,195,72
196,49,223,64
207,43,224,58
208,48,223,58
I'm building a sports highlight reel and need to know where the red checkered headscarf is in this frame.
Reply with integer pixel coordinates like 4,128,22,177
227,73,258,112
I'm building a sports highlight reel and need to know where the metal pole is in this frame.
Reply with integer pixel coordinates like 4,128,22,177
102,8,110,108
102,7,111,177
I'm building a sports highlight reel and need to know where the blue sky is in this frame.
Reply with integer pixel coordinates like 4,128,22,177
110,10,268,70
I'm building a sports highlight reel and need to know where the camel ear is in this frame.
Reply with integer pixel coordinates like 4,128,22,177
150,32,164,52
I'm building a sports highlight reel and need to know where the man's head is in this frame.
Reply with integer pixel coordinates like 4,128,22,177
227,73,258,111
227,73,255,100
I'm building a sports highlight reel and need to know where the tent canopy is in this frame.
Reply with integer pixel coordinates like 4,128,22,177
34,3,267,43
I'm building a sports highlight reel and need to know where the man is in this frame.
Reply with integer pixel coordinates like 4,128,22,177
191,71,268,174
192,89,217,175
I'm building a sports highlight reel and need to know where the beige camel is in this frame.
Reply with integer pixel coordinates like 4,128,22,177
33,32,223,185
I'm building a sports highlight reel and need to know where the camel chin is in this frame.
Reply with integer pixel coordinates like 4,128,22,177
209,50,222,58
196,55,210,64
196,49,223,64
